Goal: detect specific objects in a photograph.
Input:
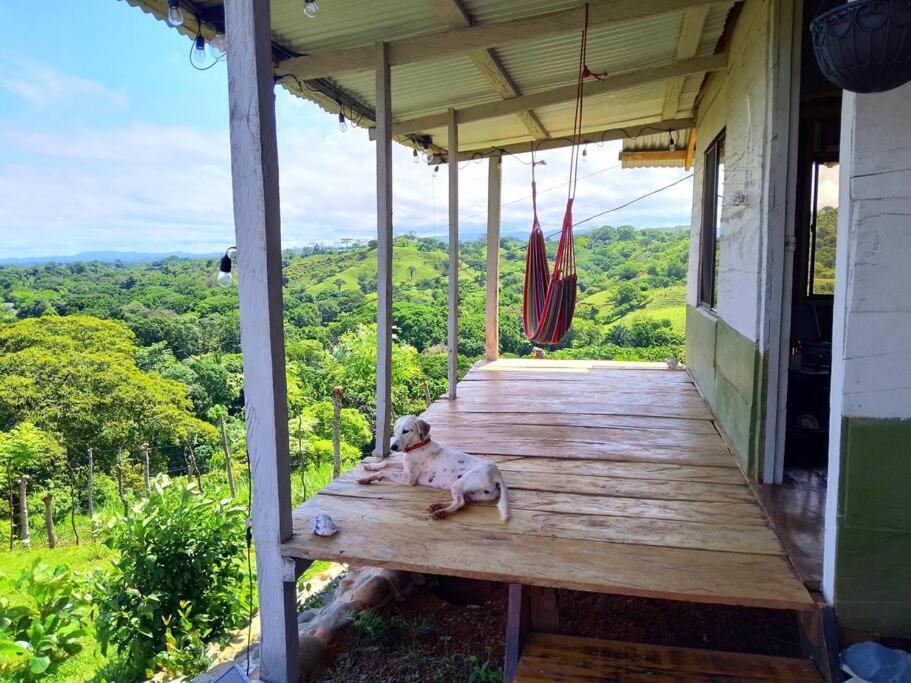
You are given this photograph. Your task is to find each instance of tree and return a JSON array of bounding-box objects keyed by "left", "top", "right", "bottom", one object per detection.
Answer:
[{"left": 0, "top": 316, "right": 217, "bottom": 473}]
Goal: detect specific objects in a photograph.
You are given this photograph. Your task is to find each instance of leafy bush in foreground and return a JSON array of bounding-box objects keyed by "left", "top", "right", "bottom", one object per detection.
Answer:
[
  {"left": 0, "top": 563, "right": 93, "bottom": 682},
  {"left": 94, "top": 476, "right": 248, "bottom": 678}
]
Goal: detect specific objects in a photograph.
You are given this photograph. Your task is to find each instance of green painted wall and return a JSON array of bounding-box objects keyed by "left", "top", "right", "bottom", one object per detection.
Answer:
[
  {"left": 686, "top": 305, "right": 765, "bottom": 477},
  {"left": 834, "top": 417, "right": 911, "bottom": 637}
]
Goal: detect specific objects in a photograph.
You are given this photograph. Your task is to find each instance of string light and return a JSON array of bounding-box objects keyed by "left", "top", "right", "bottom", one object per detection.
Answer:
[
  {"left": 191, "top": 34, "right": 208, "bottom": 67},
  {"left": 208, "top": 32, "right": 227, "bottom": 59},
  {"left": 338, "top": 111, "right": 348, "bottom": 133},
  {"left": 303, "top": 0, "right": 319, "bottom": 18},
  {"left": 420, "top": 137, "right": 434, "bottom": 164},
  {"left": 217, "top": 247, "right": 237, "bottom": 287},
  {"left": 668, "top": 131, "right": 677, "bottom": 152},
  {"left": 167, "top": 0, "right": 184, "bottom": 26},
  {"left": 413, "top": 149, "right": 420, "bottom": 164}
]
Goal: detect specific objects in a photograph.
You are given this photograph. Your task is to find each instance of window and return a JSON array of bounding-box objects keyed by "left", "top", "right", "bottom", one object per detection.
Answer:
[
  {"left": 807, "top": 161, "right": 838, "bottom": 296},
  {"left": 699, "top": 131, "right": 725, "bottom": 309}
]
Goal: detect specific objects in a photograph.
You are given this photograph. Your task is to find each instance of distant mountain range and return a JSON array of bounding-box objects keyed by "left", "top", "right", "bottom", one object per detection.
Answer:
[
  {"left": 0, "top": 225, "right": 690, "bottom": 266},
  {"left": 0, "top": 251, "right": 222, "bottom": 266}
]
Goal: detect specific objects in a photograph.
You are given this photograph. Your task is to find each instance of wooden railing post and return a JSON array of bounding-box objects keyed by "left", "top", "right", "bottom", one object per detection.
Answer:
[
  {"left": 225, "top": 0, "right": 298, "bottom": 679},
  {"left": 448, "top": 108, "right": 460, "bottom": 399},
  {"left": 485, "top": 153, "right": 502, "bottom": 361},
  {"left": 374, "top": 41, "right": 394, "bottom": 457}
]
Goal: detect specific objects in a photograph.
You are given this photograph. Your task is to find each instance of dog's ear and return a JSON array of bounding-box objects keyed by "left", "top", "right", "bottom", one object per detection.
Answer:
[{"left": 415, "top": 419, "right": 431, "bottom": 439}]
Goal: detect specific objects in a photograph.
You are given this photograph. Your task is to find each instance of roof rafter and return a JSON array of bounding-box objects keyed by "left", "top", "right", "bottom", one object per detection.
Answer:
[
  {"left": 276, "top": 0, "right": 716, "bottom": 81},
  {"left": 443, "top": 117, "right": 694, "bottom": 162},
  {"left": 430, "top": 0, "right": 549, "bottom": 140},
  {"left": 390, "top": 53, "right": 727, "bottom": 138},
  {"left": 662, "top": 6, "right": 711, "bottom": 120}
]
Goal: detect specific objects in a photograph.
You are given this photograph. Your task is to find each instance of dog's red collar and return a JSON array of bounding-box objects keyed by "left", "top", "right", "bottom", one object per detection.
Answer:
[{"left": 403, "top": 438, "right": 431, "bottom": 453}]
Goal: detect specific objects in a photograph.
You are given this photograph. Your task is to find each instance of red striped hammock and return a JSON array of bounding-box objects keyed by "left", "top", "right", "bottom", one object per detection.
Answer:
[{"left": 522, "top": 4, "right": 598, "bottom": 346}]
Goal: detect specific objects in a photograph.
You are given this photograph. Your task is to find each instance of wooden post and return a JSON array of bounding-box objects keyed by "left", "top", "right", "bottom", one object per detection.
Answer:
[
  {"left": 186, "top": 443, "right": 203, "bottom": 491},
  {"left": 331, "top": 386, "right": 343, "bottom": 479},
  {"left": 7, "top": 461, "right": 15, "bottom": 550},
  {"left": 18, "top": 475, "right": 30, "bottom": 548},
  {"left": 374, "top": 41, "right": 394, "bottom": 458},
  {"left": 447, "top": 108, "right": 460, "bottom": 399},
  {"left": 422, "top": 380, "right": 432, "bottom": 408},
  {"left": 42, "top": 492, "right": 56, "bottom": 549},
  {"left": 115, "top": 450, "right": 129, "bottom": 518},
  {"left": 66, "top": 460, "right": 80, "bottom": 546},
  {"left": 87, "top": 447, "right": 94, "bottom": 520},
  {"left": 219, "top": 416, "right": 237, "bottom": 498},
  {"left": 140, "top": 443, "right": 151, "bottom": 496},
  {"left": 225, "top": 0, "right": 299, "bottom": 678},
  {"left": 485, "top": 153, "right": 502, "bottom": 361},
  {"left": 504, "top": 584, "right": 529, "bottom": 683}
]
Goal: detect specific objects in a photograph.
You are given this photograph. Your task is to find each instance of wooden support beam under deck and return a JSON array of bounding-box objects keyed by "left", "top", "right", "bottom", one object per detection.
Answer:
[
  {"left": 374, "top": 41, "right": 393, "bottom": 457},
  {"left": 485, "top": 153, "right": 502, "bottom": 361},
  {"left": 277, "top": 0, "right": 716, "bottom": 81},
  {"left": 391, "top": 53, "right": 727, "bottom": 137},
  {"left": 224, "top": 0, "right": 298, "bottom": 680},
  {"left": 448, "top": 108, "right": 459, "bottom": 400}
]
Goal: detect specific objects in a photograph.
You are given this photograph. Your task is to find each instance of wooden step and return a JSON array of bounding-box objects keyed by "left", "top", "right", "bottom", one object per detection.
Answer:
[{"left": 516, "top": 633, "right": 823, "bottom": 682}]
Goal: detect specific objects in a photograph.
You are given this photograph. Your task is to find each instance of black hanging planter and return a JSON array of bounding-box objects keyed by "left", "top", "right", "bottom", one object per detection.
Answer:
[{"left": 810, "top": 0, "right": 911, "bottom": 93}]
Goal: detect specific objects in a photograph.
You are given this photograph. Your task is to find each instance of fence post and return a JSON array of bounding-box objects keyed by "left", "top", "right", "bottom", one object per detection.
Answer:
[
  {"left": 67, "top": 460, "right": 80, "bottom": 546},
  {"left": 140, "top": 443, "right": 151, "bottom": 496},
  {"left": 332, "top": 386, "right": 343, "bottom": 479},
  {"left": 423, "top": 380, "right": 432, "bottom": 408},
  {"left": 87, "top": 447, "right": 94, "bottom": 520},
  {"left": 42, "top": 492, "right": 56, "bottom": 549},
  {"left": 115, "top": 449, "right": 129, "bottom": 518},
  {"left": 18, "top": 475, "right": 31, "bottom": 548},
  {"left": 7, "top": 461, "right": 14, "bottom": 550},
  {"left": 219, "top": 416, "right": 237, "bottom": 498},
  {"left": 186, "top": 443, "right": 203, "bottom": 491}
]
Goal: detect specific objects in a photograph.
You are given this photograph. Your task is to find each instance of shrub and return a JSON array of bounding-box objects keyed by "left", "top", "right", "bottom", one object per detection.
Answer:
[
  {"left": 0, "top": 563, "right": 93, "bottom": 682},
  {"left": 94, "top": 476, "right": 249, "bottom": 678}
]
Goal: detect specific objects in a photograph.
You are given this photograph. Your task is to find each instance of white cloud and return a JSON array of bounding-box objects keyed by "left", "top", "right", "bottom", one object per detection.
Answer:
[
  {"left": 0, "top": 54, "right": 128, "bottom": 110},
  {"left": 0, "top": 89, "right": 694, "bottom": 258}
]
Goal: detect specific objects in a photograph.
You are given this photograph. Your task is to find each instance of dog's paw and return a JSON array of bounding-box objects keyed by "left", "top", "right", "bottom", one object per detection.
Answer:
[
  {"left": 363, "top": 463, "right": 381, "bottom": 471},
  {"left": 356, "top": 477, "right": 373, "bottom": 485},
  {"left": 425, "top": 502, "right": 446, "bottom": 513},
  {"left": 430, "top": 509, "right": 449, "bottom": 520}
]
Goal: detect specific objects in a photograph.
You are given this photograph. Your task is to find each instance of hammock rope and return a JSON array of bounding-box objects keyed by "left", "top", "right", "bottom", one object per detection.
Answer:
[{"left": 522, "top": 3, "right": 595, "bottom": 345}]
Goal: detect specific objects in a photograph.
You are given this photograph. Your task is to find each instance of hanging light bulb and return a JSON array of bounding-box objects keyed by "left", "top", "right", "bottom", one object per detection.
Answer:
[
  {"left": 668, "top": 131, "right": 677, "bottom": 152},
  {"left": 582, "top": 143, "right": 588, "bottom": 161},
  {"left": 216, "top": 248, "right": 235, "bottom": 287},
  {"left": 167, "top": 0, "right": 184, "bottom": 26},
  {"left": 413, "top": 148, "right": 420, "bottom": 164},
  {"left": 338, "top": 110, "right": 348, "bottom": 133},
  {"left": 303, "top": 0, "right": 319, "bottom": 18},
  {"left": 191, "top": 34, "right": 208, "bottom": 67},
  {"left": 420, "top": 139, "right": 434, "bottom": 164},
  {"left": 208, "top": 32, "right": 227, "bottom": 60}
]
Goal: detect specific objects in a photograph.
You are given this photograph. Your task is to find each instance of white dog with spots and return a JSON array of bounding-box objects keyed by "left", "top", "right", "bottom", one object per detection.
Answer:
[{"left": 357, "top": 415, "right": 510, "bottom": 521}]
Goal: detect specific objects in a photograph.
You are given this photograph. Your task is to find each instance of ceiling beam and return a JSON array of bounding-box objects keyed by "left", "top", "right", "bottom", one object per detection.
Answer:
[
  {"left": 276, "top": 0, "right": 716, "bottom": 80},
  {"left": 662, "top": 6, "right": 711, "bottom": 119},
  {"left": 431, "top": 0, "right": 549, "bottom": 140},
  {"left": 685, "top": 127, "right": 698, "bottom": 170},
  {"left": 390, "top": 53, "right": 726, "bottom": 137},
  {"left": 442, "top": 117, "right": 693, "bottom": 162}
]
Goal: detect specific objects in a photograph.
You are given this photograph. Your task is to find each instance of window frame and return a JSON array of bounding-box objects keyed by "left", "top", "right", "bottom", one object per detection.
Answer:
[{"left": 698, "top": 130, "right": 725, "bottom": 309}]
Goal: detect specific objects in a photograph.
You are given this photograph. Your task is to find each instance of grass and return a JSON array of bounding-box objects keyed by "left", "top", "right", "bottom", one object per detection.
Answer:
[
  {"left": 309, "top": 247, "right": 447, "bottom": 296},
  {"left": 0, "top": 455, "right": 355, "bottom": 682}
]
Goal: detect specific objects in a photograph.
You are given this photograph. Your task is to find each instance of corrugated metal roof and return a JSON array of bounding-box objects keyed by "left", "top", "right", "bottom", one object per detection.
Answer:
[
  {"left": 121, "top": 0, "right": 734, "bottom": 153},
  {"left": 620, "top": 129, "right": 691, "bottom": 168}
]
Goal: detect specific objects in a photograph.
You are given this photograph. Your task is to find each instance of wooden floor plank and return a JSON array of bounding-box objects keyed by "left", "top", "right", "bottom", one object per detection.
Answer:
[
  {"left": 494, "top": 457, "right": 748, "bottom": 485},
  {"left": 517, "top": 633, "right": 822, "bottom": 682},
  {"left": 284, "top": 495, "right": 812, "bottom": 610},
  {"left": 296, "top": 494, "right": 783, "bottom": 556},
  {"left": 427, "top": 424, "right": 730, "bottom": 454},
  {"left": 322, "top": 475, "right": 770, "bottom": 526},
  {"left": 422, "top": 404, "right": 719, "bottom": 434}
]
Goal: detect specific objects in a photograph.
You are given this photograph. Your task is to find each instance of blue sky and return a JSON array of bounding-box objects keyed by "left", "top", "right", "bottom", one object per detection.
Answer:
[{"left": 0, "top": 0, "right": 694, "bottom": 258}]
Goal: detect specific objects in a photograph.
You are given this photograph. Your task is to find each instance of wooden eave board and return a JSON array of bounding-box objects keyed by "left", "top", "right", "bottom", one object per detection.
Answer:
[{"left": 284, "top": 361, "right": 813, "bottom": 611}]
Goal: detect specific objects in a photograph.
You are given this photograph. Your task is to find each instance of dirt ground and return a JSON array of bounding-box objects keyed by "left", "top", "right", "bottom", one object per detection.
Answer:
[{"left": 312, "top": 577, "right": 803, "bottom": 682}]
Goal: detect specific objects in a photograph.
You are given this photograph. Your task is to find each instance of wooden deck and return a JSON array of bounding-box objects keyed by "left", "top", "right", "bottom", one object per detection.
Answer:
[{"left": 283, "top": 359, "right": 813, "bottom": 611}]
